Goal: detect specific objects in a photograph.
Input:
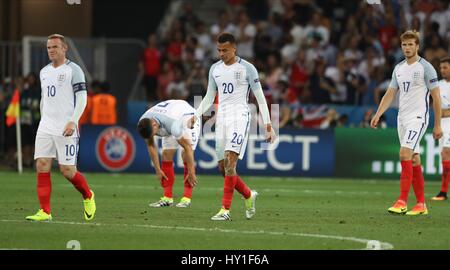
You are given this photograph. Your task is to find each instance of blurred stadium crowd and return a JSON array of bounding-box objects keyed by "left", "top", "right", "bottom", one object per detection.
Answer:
[
  {"left": 1, "top": 0, "right": 450, "bottom": 167},
  {"left": 139, "top": 0, "right": 450, "bottom": 127}
]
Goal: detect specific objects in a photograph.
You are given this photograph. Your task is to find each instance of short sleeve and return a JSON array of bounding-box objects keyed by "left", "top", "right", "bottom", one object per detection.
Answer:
[
  {"left": 388, "top": 66, "right": 399, "bottom": 90},
  {"left": 423, "top": 61, "right": 439, "bottom": 90}
]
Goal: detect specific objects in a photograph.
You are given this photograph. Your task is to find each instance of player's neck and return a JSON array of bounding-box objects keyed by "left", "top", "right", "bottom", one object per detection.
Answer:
[
  {"left": 406, "top": 54, "right": 419, "bottom": 65},
  {"left": 224, "top": 56, "right": 237, "bottom": 66},
  {"left": 52, "top": 58, "right": 67, "bottom": 68}
]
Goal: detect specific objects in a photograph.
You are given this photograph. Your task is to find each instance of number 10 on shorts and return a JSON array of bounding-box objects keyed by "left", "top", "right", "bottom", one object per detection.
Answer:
[{"left": 65, "top": 144, "right": 76, "bottom": 157}]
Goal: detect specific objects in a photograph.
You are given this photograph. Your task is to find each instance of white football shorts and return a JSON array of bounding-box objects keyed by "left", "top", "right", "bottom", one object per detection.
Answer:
[
  {"left": 34, "top": 131, "right": 79, "bottom": 166},
  {"left": 397, "top": 118, "right": 428, "bottom": 154},
  {"left": 162, "top": 115, "right": 201, "bottom": 150},
  {"left": 215, "top": 111, "right": 251, "bottom": 160},
  {"left": 440, "top": 117, "right": 450, "bottom": 149}
]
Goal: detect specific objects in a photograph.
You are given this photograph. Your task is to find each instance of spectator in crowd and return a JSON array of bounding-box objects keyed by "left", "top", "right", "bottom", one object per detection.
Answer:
[
  {"left": 156, "top": 61, "right": 175, "bottom": 101},
  {"left": 235, "top": 10, "right": 257, "bottom": 60},
  {"left": 91, "top": 82, "right": 117, "bottom": 125},
  {"left": 166, "top": 68, "right": 188, "bottom": 100},
  {"left": 139, "top": 33, "right": 161, "bottom": 102},
  {"left": 343, "top": 53, "right": 366, "bottom": 105},
  {"left": 308, "top": 58, "right": 337, "bottom": 104},
  {"left": 20, "top": 73, "right": 41, "bottom": 167},
  {"left": 186, "top": 63, "right": 207, "bottom": 103}
]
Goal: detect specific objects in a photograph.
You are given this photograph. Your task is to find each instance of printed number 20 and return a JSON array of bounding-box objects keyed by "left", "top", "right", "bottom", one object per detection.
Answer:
[{"left": 222, "top": 83, "right": 234, "bottom": 94}]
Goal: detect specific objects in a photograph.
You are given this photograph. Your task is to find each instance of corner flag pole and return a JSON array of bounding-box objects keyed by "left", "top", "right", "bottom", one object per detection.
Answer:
[{"left": 16, "top": 108, "right": 23, "bottom": 174}]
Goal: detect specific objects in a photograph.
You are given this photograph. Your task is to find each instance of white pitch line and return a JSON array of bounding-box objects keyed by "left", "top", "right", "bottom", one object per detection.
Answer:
[
  {"left": 59, "top": 184, "right": 386, "bottom": 196},
  {"left": 0, "top": 219, "right": 394, "bottom": 250}
]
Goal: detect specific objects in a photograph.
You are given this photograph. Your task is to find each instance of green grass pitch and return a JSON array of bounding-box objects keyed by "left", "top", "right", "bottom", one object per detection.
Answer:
[{"left": 1, "top": 171, "right": 449, "bottom": 250}]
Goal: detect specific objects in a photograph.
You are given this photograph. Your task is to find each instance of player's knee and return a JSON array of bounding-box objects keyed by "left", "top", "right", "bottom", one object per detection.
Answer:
[
  {"left": 36, "top": 159, "right": 51, "bottom": 172},
  {"left": 442, "top": 149, "right": 450, "bottom": 161},
  {"left": 60, "top": 165, "right": 76, "bottom": 180},
  {"left": 162, "top": 150, "right": 175, "bottom": 161},
  {"left": 412, "top": 154, "right": 420, "bottom": 167},
  {"left": 399, "top": 148, "right": 413, "bottom": 161}
]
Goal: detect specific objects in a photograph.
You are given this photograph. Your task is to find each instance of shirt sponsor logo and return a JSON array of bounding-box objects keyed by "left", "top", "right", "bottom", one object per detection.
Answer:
[
  {"left": 430, "top": 78, "right": 438, "bottom": 83},
  {"left": 96, "top": 127, "right": 136, "bottom": 172},
  {"left": 254, "top": 78, "right": 260, "bottom": 83}
]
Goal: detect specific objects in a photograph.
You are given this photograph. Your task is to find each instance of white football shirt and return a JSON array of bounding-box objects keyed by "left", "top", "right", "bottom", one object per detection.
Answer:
[
  {"left": 439, "top": 79, "right": 450, "bottom": 109},
  {"left": 38, "top": 60, "right": 86, "bottom": 136},
  {"left": 208, "top": 56, "right": 261, "bottom": 117},
  {"left": 389, "top": 57, "right": 439, "bottom": 123},
  {"left": 139, "top": 99, "right": 195, "bottom": 139}
]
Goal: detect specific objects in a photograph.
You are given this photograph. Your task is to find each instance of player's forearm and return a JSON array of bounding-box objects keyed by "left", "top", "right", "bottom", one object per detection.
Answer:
[
  {"left": 147, "top": 142, "right": 161, "bottom": 171},
  {"left": 183, "top": 147, "right": 196, "bottom": 175},
  {"left": 252, "top": 88, "right": 271, "bottom": 125},
  {"left": 70, "top": 91, "right": 87, "bottom": 124},
  {"left": 433, "top": 97, "right": 442, "bottom": 127},
  {"left": 194, "top": 88, "right": 216, "bottom": 119},
  {"left": 375, "top": 88, "right": 395, "bottom": 117},
  {"left": 442, "top": 109, "right": 450, "bottom": 118}
]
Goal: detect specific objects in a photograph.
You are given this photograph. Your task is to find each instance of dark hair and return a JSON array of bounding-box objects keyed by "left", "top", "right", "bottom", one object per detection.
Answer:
[
  {"left": 137, "top": 118, "right": 152, "bottom": 139},
  {"left": 217, "top": 32, "right": 236, "bottom": 44},
  {"left": 440, "top": 56, "right": 450, "bottom": 65}
]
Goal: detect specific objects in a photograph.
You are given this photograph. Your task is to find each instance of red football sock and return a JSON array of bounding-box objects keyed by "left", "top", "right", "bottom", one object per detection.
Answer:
[
  {"left": 70, "top": 172, "right": 92, "bottom": 199},
  {"left": 222, "top": 175, "right": 238, "bottom": 210},
  {"left": 161, "top": 161, "right": 175, "bottom": 198},
  {"left": 412, "top": 165, "right": 425, "bottom": 203},
  {"left": 441, "top": 161, "right": 450, "bottom": 193},
  {"left": 235, "top": 175, "right": 251, "bottom": 199},
  {"left": 37, "top": 172, "right": 52, "bottom": 214},
  {"left": 183, "top": 163, "right": 193, "bottom": 199},
  {"left": 399, "top": 160, "right": 413, "bottom": 202}
]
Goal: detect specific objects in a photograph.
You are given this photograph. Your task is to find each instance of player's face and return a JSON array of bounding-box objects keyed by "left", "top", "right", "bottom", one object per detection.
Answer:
[
  {"left": 440, "top": 62, "right": 450, "bottom": 80},
  {"left": 217, "top": 41, "right": 236, "bottom": 64},
  {"left": 47, "top": 38, "right": 67, "bottom": 63},
  {"left": 401, "top": 38, "right": 419, "bottom": 59},
  {"left": 150, "top": 119, "right": 159, "bottom": 136}
]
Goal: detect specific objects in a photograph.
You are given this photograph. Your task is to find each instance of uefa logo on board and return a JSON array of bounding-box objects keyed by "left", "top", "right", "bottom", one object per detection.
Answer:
[{"left": 96, "top": 127, "right": 136, "bottom": 172}]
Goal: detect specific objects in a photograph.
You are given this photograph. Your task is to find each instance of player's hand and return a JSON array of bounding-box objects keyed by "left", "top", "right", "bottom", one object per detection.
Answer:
[
  {"left": 265, "top": 125, "right": 276, "bottom": 143},
  {"left": 63, "top": 121, "right": 77, "bottom": 137},
  {"left": 433, "top": 125, "right": 443, "bottom": 140},
  {"left": 187, "top": 116, "right": 197, "bottom": 129},
  {"left": 185, "top": 172, "right": 197, "bottom": 187},
  {"left": 156, "top": 168, "right": 168, "bottom": 181},
  {"left": 370, "top": 115, "right": 380, "bottom": 129}
]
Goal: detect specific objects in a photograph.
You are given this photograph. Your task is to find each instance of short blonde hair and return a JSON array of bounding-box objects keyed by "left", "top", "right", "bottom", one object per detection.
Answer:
[
  {"left": 400, "top": 30, "right": 420, "bottom": 45},
  {"left": 48, "top": 34, "right": 68, "bottom": 48}
]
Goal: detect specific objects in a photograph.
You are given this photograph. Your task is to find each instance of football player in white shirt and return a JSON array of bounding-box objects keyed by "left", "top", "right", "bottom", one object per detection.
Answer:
[
  {"left": 431, "top": 57, "right": 450, "bottom": 201},
  {"left": 137, "top": 99, "right": 200, "bottom": 208},
  {"left": 189, "top": 33, "right": 276, "bottom": 221},
  {"left": 26, "top": 34, "right": 96, "bottom": 222},
  {"left": 371, "top": 30, "right": 442, "bottom": 216}
]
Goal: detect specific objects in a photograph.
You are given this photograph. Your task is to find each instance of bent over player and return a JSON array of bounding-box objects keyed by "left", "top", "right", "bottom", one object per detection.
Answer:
[{"left": 137, "top": 99, "right": 200, "bottom": 208}]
